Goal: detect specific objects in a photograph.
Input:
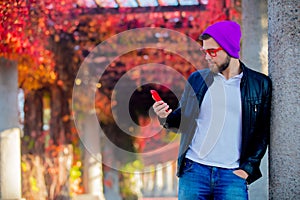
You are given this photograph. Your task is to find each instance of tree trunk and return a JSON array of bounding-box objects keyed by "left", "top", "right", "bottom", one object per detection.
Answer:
[
  {"left": 23, "top": 89, "right": 44, "bottom": 154},
  {"left": 49, "top": 84, "right": 65, "bottom": 145},
  {"left": 49, "top": 84, "right": 72, "bottom": 145},
  {"left": 49, "top": 34, "right": 77, "bottom": 146}
]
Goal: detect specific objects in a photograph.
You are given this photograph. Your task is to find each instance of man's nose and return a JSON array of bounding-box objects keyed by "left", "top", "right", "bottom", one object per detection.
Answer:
[{"left": 205, "top": 52, "right": 211, "bottom": 60}]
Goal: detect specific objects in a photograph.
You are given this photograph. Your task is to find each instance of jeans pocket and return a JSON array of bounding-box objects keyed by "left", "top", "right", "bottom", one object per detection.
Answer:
[
  {"left": 182, "top": 158, "right": 194, "bottom": 173},
  {"left": 232, "top": 170, "right": 247, "bottom": 182}
]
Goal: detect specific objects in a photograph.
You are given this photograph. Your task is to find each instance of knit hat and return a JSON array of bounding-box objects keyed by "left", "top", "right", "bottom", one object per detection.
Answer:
[{"left": 200, "top": 21, "right": 242, "bottom": 58}]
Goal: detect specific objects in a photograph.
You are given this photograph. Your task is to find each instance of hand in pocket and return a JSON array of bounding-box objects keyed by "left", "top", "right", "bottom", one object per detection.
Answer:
[{"left": 233, "top": 169, "right": 248, "bottom": 180}]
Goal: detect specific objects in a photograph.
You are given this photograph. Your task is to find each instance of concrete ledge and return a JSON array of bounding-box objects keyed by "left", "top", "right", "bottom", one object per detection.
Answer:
[
  {"left": 72, "top": 194, "right": 100, "bottom": 200},
  {"left": 0, "top": 198, "right": 26, "bottom": 200},
  {"left": 0, "top": 199, "right": 26, "bottom": 200}
]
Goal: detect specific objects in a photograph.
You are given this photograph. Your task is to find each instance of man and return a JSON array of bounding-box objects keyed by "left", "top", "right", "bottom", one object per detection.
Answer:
[{"left": 152, "top": 21, "right": 272, "bottom": 199}]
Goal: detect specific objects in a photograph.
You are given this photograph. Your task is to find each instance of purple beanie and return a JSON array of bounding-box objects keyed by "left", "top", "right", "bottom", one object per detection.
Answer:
[{"left": 201, "top": 21, "right": 242, "bottom": 58}]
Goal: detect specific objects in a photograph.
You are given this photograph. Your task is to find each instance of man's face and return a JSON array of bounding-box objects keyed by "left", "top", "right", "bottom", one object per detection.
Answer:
[{"left": 202, "top": 38, "right": 231, "bottom": 73}]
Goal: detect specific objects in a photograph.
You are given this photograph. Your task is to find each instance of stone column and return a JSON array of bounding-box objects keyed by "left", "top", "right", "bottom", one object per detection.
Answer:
[
  {"left": 165, "top": 161, "right": 174, "bottom": 195},
  {"left": 81, "top": 114, "right": 106, "bottom": 200},
  {"left": 242, "top": 0, "right": 268, "bottom": 74},
  {"left": 0, "top": 58, "right": 22, "bottom": 199},
  {"left": 242, "top": 1, "right": 269, "bottom": 199},
  {"left": 154, "top": 164, "right": 163, "bottom": 196},
  {"left": 268, "top": 0, "right": 300, "bottom": 199},
  {"left": 142, "top": 166, "right": 155, "bottom": 196}
]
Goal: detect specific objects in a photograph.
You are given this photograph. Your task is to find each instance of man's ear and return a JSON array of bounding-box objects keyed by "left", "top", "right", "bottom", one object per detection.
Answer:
[{"left": 198, "top": 39, "right": 203, "bottom": 47}]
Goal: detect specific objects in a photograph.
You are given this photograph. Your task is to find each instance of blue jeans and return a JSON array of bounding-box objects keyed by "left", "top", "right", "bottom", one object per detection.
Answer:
[{"left": 178, "top": 158, "right": 248, "bottom": 200}]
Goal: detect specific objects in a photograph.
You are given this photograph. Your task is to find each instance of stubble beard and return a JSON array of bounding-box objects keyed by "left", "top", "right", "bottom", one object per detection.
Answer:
[{"left": 209, "top": 55, "right": 231, "bottom": 74}]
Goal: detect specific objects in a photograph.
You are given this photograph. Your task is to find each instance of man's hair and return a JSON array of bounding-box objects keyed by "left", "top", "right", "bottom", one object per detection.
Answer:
[
  {"left": 199, "top": 33, "right": 211, "bottom": 40},
  {"left": 198, "top": 33, "right": 211, "bottom": 46}
]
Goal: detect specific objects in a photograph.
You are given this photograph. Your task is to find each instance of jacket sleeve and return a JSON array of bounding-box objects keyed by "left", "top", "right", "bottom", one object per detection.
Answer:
[{"left": 241, "top": 76, "right": 272, "bottom": 184}]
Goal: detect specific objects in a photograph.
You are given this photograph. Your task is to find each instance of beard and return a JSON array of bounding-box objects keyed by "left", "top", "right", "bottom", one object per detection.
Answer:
[{"left": 209, "top": 55, "right": 231, "bottom": 74}]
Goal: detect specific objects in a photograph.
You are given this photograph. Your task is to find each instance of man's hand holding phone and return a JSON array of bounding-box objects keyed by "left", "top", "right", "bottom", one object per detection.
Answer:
[{"left": 151, "top": 90, "right": 172, "bottom": 118}]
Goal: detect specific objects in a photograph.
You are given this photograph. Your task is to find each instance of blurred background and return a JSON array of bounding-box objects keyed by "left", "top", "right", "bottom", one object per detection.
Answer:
[{"left": 1, "top": 0, "right": 283, "bottom": 200}]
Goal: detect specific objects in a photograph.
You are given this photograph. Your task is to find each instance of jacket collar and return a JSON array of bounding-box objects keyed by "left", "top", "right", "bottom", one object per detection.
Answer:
[{"left": 240, "top": 61, "right": 248, "bottom": 87}]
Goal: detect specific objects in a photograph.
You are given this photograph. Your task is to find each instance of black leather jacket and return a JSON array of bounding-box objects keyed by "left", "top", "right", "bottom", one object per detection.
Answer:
[{"left": 163, "top": 62, "right": 272, "bottom": 184}]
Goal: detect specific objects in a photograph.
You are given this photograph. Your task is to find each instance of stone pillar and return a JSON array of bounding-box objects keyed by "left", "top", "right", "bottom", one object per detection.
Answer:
[
  {"left": 165, "top": 161, "right": 174, "bottom": 195},
  {"left": 268, "top": 0, "right": 300, "bottom": 199},
  {"left": 0, "top": 58, "right": 19, "bottom": 131},
  {"left": 81, "top": 114, "right": 106, "bottom": 200},
  {"left": 242, "top": 1, "right": 269, "bottom": 199},
  {"left": 0, "top": 58, "right": 22, "bottom": 199},
  {"left": 142, "top": 166, "right": 155, "bottom": 196},
  {"left": 154, "top": 164, "right": 163, "bottom": 196},
  {"left": 242, "top": 0, "right": 268, "bottom": 74}
]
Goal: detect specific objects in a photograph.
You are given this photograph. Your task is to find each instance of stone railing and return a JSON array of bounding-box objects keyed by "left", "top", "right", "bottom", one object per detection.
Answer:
[
  {"left": 136, "top": 161, "right": 178, "bottom": 198},
  {"left": 134, "top": 142, "right": 179, "bottom": 198}
]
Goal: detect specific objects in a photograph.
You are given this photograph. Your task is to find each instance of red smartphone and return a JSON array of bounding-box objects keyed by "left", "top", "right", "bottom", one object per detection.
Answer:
[
  {"left": 150, "top": 90, "right": 162, "bottom": 101},
  {"left": 151, "top": 90, "right": 169, "bottom": 112}
]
